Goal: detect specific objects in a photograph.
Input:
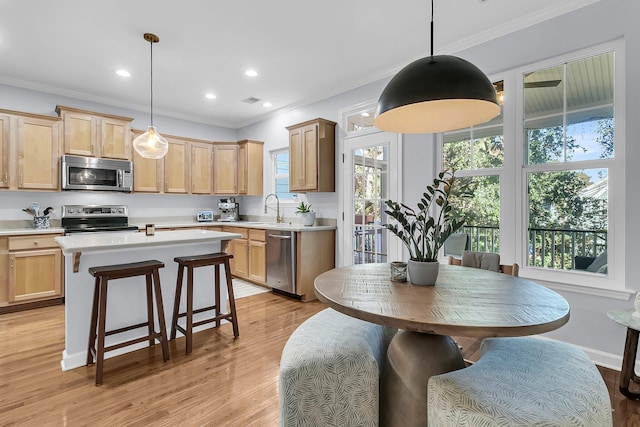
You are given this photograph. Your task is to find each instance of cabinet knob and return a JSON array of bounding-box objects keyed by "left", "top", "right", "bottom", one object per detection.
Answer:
[{"left": 33, "top": 241, "right": 38, "bottom": 245}]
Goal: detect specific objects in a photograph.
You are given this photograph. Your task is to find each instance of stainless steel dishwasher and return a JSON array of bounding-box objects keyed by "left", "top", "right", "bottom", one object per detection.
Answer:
[{"left": 266, "top": 230, "right": 296, "bottom": 295}]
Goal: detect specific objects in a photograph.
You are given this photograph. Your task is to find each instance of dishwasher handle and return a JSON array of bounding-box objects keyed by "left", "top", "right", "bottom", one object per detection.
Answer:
[{"left": 268, "top": 234, "right": 291, "bottom": 239}]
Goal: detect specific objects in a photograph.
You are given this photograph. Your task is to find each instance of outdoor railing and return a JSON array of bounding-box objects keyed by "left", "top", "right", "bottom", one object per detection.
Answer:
[{"left": 461, "top": 225, "right": 607, "bottom": 270}]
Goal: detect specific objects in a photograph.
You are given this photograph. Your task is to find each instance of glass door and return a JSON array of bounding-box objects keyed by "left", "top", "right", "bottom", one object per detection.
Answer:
[{"left": 342, "top": 131, "right": 401, "bottom": 265}]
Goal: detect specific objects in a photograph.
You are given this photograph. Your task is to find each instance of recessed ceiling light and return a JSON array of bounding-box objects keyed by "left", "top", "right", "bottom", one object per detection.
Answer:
[
  {"left": 245, "top": 69, "right": 258, "bottom": 77},
  {"left": 116, "top": 70, "right": 131, "bottom": 77},
  {"left": 205, "top": 93, "right": 217, "bottom": 100},
  {"left": 263, "top": 102, "right": 272, "bottom": 108}
]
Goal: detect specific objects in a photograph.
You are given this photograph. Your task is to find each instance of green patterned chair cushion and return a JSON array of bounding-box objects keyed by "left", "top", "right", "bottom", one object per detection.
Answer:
[
  {"left": 279, "top": 308, "right": 396, "bottom": 427},
  {"left": 428, "top": 337, "right": 613, "bottom": 426}
]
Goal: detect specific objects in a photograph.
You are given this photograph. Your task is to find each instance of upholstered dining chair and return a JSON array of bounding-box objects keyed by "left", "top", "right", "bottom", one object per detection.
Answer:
[{"left": 448, "top": 250, "right": 519, "bottom": 277}]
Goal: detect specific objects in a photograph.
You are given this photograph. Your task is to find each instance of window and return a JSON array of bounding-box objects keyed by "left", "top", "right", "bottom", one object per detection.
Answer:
[
  {"left": 524, "top": 51, "right": 614, "bottom": 274},
  {"left": 271, "top": 149, "right": 297, "bottom": 201},
  {"left": 440, "top": 41, "right": 624, "bottom": 292},
  {"left": 443, "top": 89, "right": 504, "bottom": 254}
]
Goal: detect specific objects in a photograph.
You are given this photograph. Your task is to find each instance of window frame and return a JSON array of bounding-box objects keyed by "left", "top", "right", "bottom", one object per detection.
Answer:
[
  {"left": 438, "top": 39, "right": 626, "bottom": 293},
  {"left": 269, "top": 147, "right": 299, "bottom": 207}
]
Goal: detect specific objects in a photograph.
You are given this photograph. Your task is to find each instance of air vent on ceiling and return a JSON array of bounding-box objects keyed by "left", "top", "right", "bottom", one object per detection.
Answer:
[{"left": 242, "top": 96, "right": 261, "bottom": 104}]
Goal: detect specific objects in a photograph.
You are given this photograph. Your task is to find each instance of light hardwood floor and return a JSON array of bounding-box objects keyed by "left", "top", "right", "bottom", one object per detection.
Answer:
[{"left": 1, "top": 293, "right": 639, "bottom": 426}]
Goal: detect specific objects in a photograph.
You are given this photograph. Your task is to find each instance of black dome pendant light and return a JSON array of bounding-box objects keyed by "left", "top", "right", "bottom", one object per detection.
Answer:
[{"left": 374, "top": 0, "right": 500, "bottom": 134}]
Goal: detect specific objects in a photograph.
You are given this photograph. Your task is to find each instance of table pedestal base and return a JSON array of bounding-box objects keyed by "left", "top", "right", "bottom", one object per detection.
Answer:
[{"left": 380, "top": 330, "right": 466, "bottom": 427}]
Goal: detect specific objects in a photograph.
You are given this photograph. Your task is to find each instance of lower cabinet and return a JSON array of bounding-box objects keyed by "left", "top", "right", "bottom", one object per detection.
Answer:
[
  {"left": 0, "top": 234, "right": 64, "bottom": 313},
  {"left": 248, "top": 229, "right": 267, "bottom": 284},
  {"left": 295, "top": 230, "right": 335, "bottom": 302},
  {"left": 223, "top": 226, "right": 266, "bottom": 285},
  {"left": 223, "top": 227, "right": 249, "bottom": 279}
]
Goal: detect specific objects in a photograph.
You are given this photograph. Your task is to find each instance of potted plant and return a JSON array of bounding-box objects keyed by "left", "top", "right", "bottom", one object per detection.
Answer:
[
  {"left": 383, "top": 170, "right": 464, "bottom": 285},
  {"left": 296, "top": 201, "right": 316, "bottom": 226}
]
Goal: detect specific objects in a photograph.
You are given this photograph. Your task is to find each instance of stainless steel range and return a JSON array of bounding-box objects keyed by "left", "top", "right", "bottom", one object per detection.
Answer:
[{"left": 61, "top": 205, "right": 139, "bottom": 234}]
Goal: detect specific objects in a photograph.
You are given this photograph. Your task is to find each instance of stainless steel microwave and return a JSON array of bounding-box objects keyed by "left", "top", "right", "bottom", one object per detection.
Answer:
[{"left": 61, "top": 155, "right": 133, "bottom": 192}]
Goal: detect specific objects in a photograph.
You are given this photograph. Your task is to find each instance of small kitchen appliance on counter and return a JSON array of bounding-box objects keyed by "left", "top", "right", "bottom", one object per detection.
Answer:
[
  {"left": 197, "top": 210, "right": 214, "bottom": 222},
  {"left": 218, "top": 198, "right": 239, "bottom": 222},
  {"left": 61, "top": 205, "right": 139, "bottom": 234}
]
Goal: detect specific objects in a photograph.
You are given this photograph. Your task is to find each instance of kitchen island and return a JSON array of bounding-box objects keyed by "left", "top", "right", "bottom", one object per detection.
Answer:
[{"left": 55, "top": 229, "right": 241, "bottom": 371}]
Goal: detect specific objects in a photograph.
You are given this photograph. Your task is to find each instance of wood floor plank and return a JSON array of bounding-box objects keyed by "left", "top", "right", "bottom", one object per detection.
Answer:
[{"left": 1, "top": 291, "right": 639, "bottom": 426}]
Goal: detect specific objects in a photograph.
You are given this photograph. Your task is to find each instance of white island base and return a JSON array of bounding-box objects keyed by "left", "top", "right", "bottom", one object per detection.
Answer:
[{"left": 56, "top": 230, "right": 241, "bottom": 371}]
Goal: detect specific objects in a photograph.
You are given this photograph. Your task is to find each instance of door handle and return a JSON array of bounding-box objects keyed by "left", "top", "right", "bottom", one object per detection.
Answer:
[{"left": 268, "top": 235, "right": 291, "bottom": 240}]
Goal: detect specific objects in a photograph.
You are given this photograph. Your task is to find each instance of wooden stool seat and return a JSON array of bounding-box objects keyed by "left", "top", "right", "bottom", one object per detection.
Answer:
[
  {"left": 171, "top": 252, "right": 239, "bottom": 354},
  {"left": 87, "top": 259, "right": 170, "bottom": 386}
]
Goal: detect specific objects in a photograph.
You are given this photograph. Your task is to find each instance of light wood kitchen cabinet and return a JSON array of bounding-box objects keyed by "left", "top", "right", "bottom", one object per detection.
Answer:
[
  {"left": 56, "top": 105, "right": 133, "bottom": 159},
  {"left": 237, "top": 139, "right": 263, "bottom": 195},
  {"left": 17, "top": 114, "right": 61, "bottom": 190},
  {"left": 287, "top": 118, "right": 336, "bottom": 192},
  {"left": 164, "top": 136, "right": 191, "bottom": 194},
  {"left": 1, "top": 234, "right": 64, "bottom": 313},
  {"left": 223, "top": 226, "right": 249, "bottom": 278},
  {"left": 132, "top": 129, "right": 164, "bottom": 193},
  {"left": 0, "top": 109, "right": 61, "bottom": 191},
  {"left": 296, "top": 230, "right": 335, "bottom": 301},
  {"left": 213, "top": 143, "right": 238, "bottom": 194},
  {"left": 0, "top": 113, "right": 9, "bottom": 188},
  {"left": 222, "top": 226, "right": 267, "bottom": 285},
  {"left": 248, "top": 229, "right": 267, "bottom": 284},
  {"left": 190, "top": 141, "right": 214, "bottom": 194}
]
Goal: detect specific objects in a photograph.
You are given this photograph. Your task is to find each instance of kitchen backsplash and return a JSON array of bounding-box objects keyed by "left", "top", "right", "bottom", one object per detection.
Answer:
[{"left": 0, "top": 191, "right": 224, "bottom": 221}]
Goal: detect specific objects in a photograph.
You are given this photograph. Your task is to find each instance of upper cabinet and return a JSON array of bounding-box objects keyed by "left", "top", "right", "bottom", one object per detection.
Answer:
[
  {"left": 0, "top": 113, "right": 9, "bottom": 188},
  {"left": 213, "top": 140, "right": 264, "bottom": 196},
  {"left": 190, "top": 141, "right": 214, "bottom": 195},
  {"left": 237, "top": 139, "right": 263, "bottom": 196},
  {"left": 287, "top": 118, "right": 336, "bottom": 192},
  {"left": 164, "top": 136, "right": 191, "bottom": 194},
  {"left": 0, "top": 109, "right": 61, "bottom": 192},
  {"left": 56, "top": 106, "right": 133, "bottom": 160},
  {"left": 213, "top": 143, "right": 238, "bottom": 195},
  {"left": 131, "top": 129, "right": 164, "bottom": 193},
  {"left": 16, "top": 115, "right": 61, "bottom": 190}
]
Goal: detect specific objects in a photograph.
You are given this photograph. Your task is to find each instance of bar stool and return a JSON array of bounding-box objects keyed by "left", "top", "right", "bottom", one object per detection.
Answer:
[
  {"left": 87, "top": 260, "right": 170, "bottom": 386},
  {"left": 170, "top": 252, "right": 239, "bottom": 354}
]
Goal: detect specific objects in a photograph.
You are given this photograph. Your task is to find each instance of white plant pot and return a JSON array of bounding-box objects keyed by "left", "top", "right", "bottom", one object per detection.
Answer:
[
  {"left": 300, "top": 212, "right": 316, "bottom": 226},
  {"left": 407, "top": 259, "right": 440, "bottom": 286}
]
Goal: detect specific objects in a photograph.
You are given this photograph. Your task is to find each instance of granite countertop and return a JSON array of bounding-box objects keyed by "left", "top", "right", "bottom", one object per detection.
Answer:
[{"left": 55, "top": 229, "right": 242, "bottom": 254}]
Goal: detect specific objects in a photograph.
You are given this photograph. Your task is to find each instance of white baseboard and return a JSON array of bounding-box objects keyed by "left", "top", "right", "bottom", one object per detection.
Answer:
[{"left": 537, "top": 335, "right": 625, "bottom": 372}]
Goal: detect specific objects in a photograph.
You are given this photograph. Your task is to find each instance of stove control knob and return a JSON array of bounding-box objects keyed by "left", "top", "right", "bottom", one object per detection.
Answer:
[
  {"left": 118, "top": 208, "right": 124, "bottom": 214},
  {"left": 67, "top": 208, "right": 74, "bottom": 214}
]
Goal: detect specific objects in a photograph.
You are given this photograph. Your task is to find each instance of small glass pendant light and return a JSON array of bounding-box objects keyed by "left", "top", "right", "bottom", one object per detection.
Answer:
[{"left": 133, "top": 33, "right": 168, "bottom": 159}]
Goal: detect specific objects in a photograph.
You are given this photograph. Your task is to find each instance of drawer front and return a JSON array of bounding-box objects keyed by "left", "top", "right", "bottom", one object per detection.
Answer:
[
  {"left": 222, "top": 226, "right": 248, "bottom": 239},
  {"left": 249, "top": 229, "right": 266, "bottom": 242},
  {"left": 8, "top": 234, "right": 61, "bottom": 251}
]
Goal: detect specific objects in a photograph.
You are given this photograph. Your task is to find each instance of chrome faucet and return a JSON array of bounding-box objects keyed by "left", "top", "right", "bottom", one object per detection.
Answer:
[{"left": 264, "top": 193, "right": 283, "bottom": 223}]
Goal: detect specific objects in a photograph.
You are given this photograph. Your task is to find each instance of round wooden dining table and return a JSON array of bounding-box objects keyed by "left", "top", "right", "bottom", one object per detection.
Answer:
[{"left": 314, "top": 263, "right": 570, "bottom": 427}]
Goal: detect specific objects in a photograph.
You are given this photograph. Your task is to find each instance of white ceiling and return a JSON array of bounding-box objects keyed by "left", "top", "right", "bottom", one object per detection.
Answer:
[{"left": 0, "top": 0, "right": 598, "bottom": 129}]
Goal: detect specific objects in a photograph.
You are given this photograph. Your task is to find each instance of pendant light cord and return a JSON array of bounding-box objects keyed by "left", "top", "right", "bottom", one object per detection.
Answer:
[
  {"left": 430, "top": 0, "right": 434, "bottom": 56},
  {"left": 150, "top": 40, "right": 154, "bottom": 127}
]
